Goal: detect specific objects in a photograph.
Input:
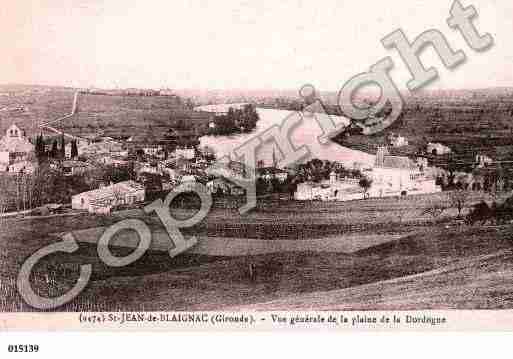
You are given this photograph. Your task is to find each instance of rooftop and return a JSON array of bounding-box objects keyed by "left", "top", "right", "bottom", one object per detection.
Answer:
[
  {"left": 380, "top": 155, "right": 417, "bottom": 170},
  {"left": 78, "top": 180, "right": 144, "bottom": 201}
]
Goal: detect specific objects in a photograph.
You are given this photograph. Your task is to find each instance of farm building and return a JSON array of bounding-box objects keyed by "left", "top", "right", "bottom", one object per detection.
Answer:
[{"left": 71, "top": 180, "right": 145, "bottom": 213}]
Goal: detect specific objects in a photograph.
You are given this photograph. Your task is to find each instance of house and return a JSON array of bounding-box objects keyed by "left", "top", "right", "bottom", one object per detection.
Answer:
[
  {"left": 8, "top": 160, "right": 36, "bottom": 174},
  {"left": 295, "top": 171, "right": 362, "bottom": 201},
  {"left": 80, "top": 140, "right": 125, "bottom": 158},
  {"left": 98, "top": 155, "right": 129, "bottom": 167},
  {"left": 143, "top": 145, "right": 164, "bottom": 157},
  {"left": 135, "top": 162, "right": 162, "bottom": 176},
  {"left": 71, "top": 181, "right": 145, "bottom": 213},
  {"left": 388, "top": 133, "right": 409, "bottom": 147},
  {"left": 368, "top": 147, "right": 441, "bottom": 198},
  {"left": 207, "top": 178, "right": 244, "bottom": 195},
  {"left": 181, "top": 174, "right": 196, "bottom": 183},
  {"left": 427, "top": 142, "right": 452, "bottom": 156},
  {"left": 61, "top": 160, "right": 92, "bottom": 176},
  {"left": 174, "top": 147, "right": 195, "bottom": 160},
  {"left": 206, "top": 159, "right": 248, "bottom": 181},
  {"left": 0, "top": 124, "right": 35, "bottom": 168},
  {"left": 475, "top": 154, "right": 493, "bottom": 168},
  {"left": 295, "top": 148, "right": 441, "bottom": 202},
  {"left": 257, "top": 167, "right": 288, "bottom": 183},
  {"left": 294, "top": 175, "right": 363, "bottom": 202}
]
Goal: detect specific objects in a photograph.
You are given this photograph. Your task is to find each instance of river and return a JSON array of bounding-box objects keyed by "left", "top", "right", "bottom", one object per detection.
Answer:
[{"left": 198, "top": 107, "right": 375, "bottom": 168}]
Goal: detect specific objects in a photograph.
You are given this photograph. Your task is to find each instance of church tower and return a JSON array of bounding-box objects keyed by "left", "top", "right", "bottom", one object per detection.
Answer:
[{"left": 375, "top": 146, "right": 389, "bottom": 167}]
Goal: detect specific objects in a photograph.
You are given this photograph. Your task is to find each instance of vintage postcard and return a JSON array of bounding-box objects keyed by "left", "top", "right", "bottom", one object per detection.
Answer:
[{"left": 1, "top": 0, "right": 513, "bottom": 334}]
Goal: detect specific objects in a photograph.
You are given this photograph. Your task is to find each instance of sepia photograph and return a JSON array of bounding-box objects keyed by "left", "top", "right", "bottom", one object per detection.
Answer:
[{"left": 1, "top": 0, "right": 513, "bottom": 336}]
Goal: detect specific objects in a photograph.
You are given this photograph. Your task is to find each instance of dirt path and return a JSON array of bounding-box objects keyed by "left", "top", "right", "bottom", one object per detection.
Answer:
[{"left": 56, "top": 226, "right": 409, "bottom": 256}]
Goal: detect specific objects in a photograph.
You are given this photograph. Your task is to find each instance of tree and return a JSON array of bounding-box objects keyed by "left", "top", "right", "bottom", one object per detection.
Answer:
[
  {"left": 50, "top": 139, "right": 59, "bottom": 158},
  {"left": 112, "top": 185, "right": 124, "bottom": 207},
  {"left": 60, "top": 134, "right": 66, "bottom": 159},
  {"left": 449, "top": 190, "right": 469, "bottom": 218},
  {"left": 35, "top": 134, "right": 46, "bottom": 160},
  {"left": 71, "top": 140, "right": 79, "bottom": 159},
  {"left": 213, "top": 114, "right": 237, "bottom": 135},
  {"left": 0, "top": 184, "right": 10, "bottom": 216},
  {"left": 358, "top": 177, "right": 373, "bottom": 199},
  {"left": 210, "top": 105, "right": 259, "bottom": 135}
]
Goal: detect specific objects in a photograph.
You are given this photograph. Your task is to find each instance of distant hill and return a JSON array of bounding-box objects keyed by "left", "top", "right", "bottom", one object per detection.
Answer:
[{"left": 333, "top": 89, "right": 513, "bottom": 165}]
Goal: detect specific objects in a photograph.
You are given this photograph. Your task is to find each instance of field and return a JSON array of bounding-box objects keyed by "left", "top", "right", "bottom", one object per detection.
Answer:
[
  {"left": 3, "top": 85, "right": 513, "bottom": 160},
  {"left": 334, "top": 88, "right": 513, "bottom": 165},
  {"left": 0, "top": 86, "right": 212, "bottom": 140},
  {"left": 1, "top": 85, "right": 513, "bottom": 311},
  {"left": 1, "top": 191, "right": 512, "bottom": 311}
]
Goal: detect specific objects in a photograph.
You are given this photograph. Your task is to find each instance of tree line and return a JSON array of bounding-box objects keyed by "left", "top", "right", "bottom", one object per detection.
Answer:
[
  {"left": 34, "top": 134, "right": 79, "bottom": 161},
  {"left": 209, "top": 105, "right": 259, "bottom": 136}
]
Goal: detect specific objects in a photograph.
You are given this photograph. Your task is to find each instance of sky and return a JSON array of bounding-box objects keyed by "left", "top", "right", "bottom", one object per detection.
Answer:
[{"left": 1, "top": 0, "right": 512, "bottom": 91}]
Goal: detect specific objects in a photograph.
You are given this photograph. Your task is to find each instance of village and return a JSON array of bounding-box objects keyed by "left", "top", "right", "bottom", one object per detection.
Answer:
[{"left": 0, "top": 102, "right": 510, "bottom": 221}]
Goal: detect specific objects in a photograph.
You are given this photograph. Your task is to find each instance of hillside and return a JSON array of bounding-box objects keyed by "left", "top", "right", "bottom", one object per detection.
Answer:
[
  {"left": 0, "top": 85, "right": 213, "bottom": 140},
  {"left": 334, "top": 89, "right": 513, "bottom": 164},
  {"left": 2, "top": 192, "right": 512, "bottom": 311},
  {"left": 233, "top": 225, "right": 513, "bottom": 311}
]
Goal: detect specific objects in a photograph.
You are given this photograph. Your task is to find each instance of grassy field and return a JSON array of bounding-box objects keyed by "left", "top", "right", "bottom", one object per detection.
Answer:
[
  {"left": 1, "top": 191, "right": 512, "bottom": 311},
  {"left": 0, "top": 88, "right": 75, "bottom": 135},
  {"left": 0, "top": 86, "right": 211, "bottom": 140}
]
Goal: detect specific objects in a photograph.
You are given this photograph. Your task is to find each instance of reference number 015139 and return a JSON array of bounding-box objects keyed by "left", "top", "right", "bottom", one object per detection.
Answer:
[{"left": 7, "top": 345, "right": 39, "bottom": 353}]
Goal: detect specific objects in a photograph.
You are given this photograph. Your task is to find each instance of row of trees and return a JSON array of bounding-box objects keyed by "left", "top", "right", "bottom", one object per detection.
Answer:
[
  {"left": 34, "top": 134, "right": 79, "bottom": 161},
  {"left": 210, "top": 105, "right": 259, "bottom": 136},
  {"left": 435, "top": 166, "right": 512, "bottom": 193},
  {"left": 0, "top": 168, "right": 64, "bottom": 214},
  {"left": 0, "top": 163, "right": 135, "bottom": 215},
  {"left": 293, "top": 159, "right": 363, "bottom": 184}
]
